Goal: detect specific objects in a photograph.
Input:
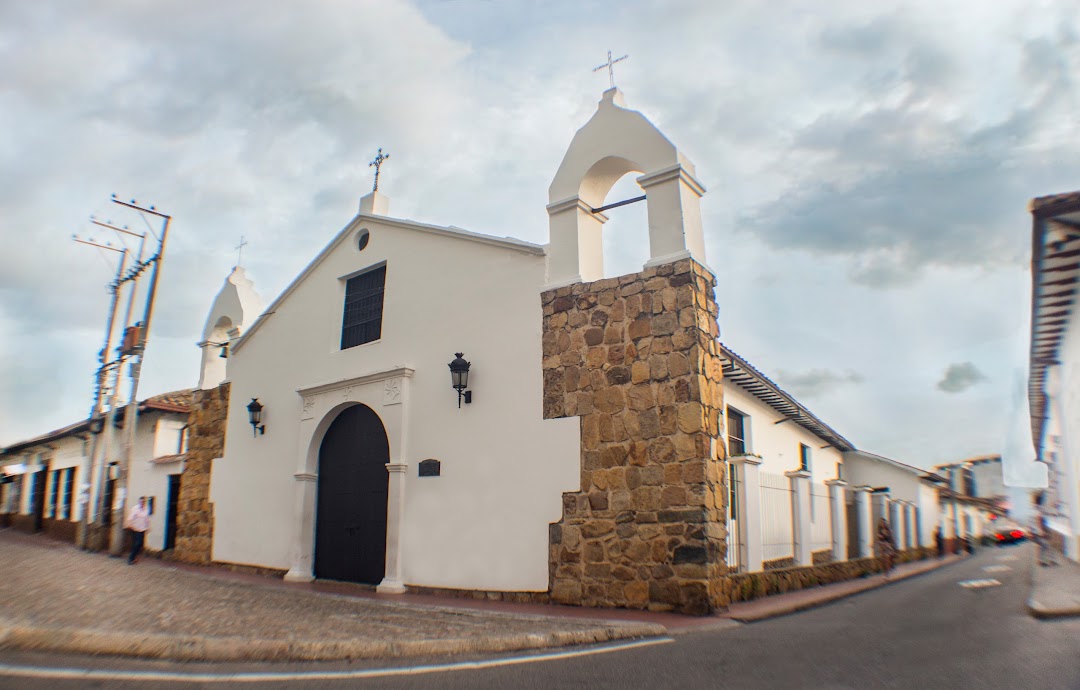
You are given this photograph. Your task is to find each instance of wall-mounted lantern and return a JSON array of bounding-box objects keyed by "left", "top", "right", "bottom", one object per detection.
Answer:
[
  {"left": 247, "top": 398, "right": 266, "bottom": 437},
  {"left": 448, "top": 353, "right": 472, "bottom": 408}
]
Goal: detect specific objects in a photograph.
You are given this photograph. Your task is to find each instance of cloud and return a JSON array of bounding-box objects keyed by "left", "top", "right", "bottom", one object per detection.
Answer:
[
  {"left": 937, "top": 362, "right": 988, "bottom": 393},
  {"left": 776, "top": 369, "right": 864, "bottom": 399},
  {"left": 738, "top": 7, "right": 1080, "bottom": 287}
]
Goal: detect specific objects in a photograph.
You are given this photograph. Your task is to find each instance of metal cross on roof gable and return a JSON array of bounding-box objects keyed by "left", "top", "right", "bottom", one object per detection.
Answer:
[
  {"left": 369, "top": 148, "right": 390, "bottom": 192},
  {"left": 594, "top": 50, "right": 629, "bottom": 89}
]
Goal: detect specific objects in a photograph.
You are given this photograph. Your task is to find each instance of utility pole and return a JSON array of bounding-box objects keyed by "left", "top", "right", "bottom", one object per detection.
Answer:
[
  {"left": 74, "top": 241, "right": 127, "bottom": 549},
  {"left": 108, "top": 198, "right": 171, "bottom": 557}
]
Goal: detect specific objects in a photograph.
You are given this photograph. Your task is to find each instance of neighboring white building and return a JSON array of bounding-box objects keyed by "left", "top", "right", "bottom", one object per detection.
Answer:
[
  {"left": 1, "top": 391, "right": 191, "bottom": 551},
  {"left": 720, "top": 344, "right": 851, "bottom": 569},
  {"left": 842, "top": 450, "right": 943, "bottom": 551},
  {"left": 1028, "top": 190, "right": 1080, "bottom": 561}
]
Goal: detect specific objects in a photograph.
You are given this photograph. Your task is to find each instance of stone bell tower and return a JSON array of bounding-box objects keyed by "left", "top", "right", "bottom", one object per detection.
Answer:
[{"left": 542, "top": 89, "right": 728, "bottom": 615}]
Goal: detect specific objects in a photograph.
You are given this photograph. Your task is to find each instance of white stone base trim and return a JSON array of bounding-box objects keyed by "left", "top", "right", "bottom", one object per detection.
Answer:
[
  {"left": 284, "top": 568, "right": 314, "bottom": 583},
  {"left": 376, "top": 579, "right": 406, "bottom": 594}
]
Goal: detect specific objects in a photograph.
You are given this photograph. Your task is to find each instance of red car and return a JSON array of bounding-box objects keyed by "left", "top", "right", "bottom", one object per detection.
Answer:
[{"left": 993, "top": 522, "right": 1026, "bottom": 544}]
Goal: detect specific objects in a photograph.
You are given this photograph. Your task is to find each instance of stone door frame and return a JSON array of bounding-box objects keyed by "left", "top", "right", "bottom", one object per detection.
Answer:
[{"left": 284, "top": 366, "right": 413, "bottom": 594}]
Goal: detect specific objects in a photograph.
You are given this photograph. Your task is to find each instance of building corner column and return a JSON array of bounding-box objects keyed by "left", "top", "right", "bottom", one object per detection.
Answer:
[
  {"left": 284, "top": 472, "right": 317, "bottom": 582},
  {"left": 853, "top": 486, "right": 873, "bottom": 558},
  {"left": 377, "top": 462, "right": 408, "bottom": 594},
  {"left": 825, "top": 479, "right": 848, "bottom": 562},
  {"left": 786, "top": 470, "right": 812, "bottom": 566},
  {"left": 889, "top": 500, "right": 905, "bottom": 552},
  {"left": 730, "top": 456, "right": 763, "bottom": 573}
]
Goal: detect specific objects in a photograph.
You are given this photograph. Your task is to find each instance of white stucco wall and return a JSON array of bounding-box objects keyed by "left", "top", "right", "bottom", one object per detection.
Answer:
[
  {"left": 722, "top": 381, "right": 843, "bottom": 483},
  {"left": 1046, "top": 304, "right": 1080, "bottom": 559},
  {"left": 125, "top": 412, "right": 187, "bottom": 551},
  {"left": 211, "top": 213, "right": 580, "bottom": 591},
  {"left": 842, "top": 452, "right": 940, "bottom": 547},
  {"left": 2, "top": 436, "right": 89, "bottom": 522}
]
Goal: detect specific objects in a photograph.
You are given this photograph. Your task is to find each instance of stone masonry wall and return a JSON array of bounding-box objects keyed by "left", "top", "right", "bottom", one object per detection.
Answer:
[
  {"left": 542, "top": 259, "right": 728, "bottom": 615},
  {"left": 172, "top": 382, "right": 229, "bottom": 565}
]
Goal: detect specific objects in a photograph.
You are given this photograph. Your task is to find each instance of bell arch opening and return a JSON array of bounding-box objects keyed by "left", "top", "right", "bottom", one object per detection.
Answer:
[
  {"left": 545, "top": 89, "right": 708, "bottom": 288},
  {"left": 599, "top": 172, "right": 650, "bottom": 279}
]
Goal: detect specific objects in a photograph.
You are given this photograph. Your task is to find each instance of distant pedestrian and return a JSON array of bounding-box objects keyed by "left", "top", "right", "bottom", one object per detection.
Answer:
[
  {"left": 876, "top": 518, "right": 897, "bottom": 579},
  {"left": 934, "top": 526, "right": 945, "bottom": 559},
  {"left": 125, "top": 496, "right": 150, "bottom": 565},
  {"left": 1036, "top": 514, "right": 1055, "bottom": 566}
]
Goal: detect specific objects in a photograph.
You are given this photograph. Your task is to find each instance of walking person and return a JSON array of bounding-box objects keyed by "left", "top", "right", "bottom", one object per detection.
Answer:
[
  {"left": 934, "top": 526, "right": 945, "bottom": 559},
  {"left": 1034, "top": 491, "right": 1056, "bottom": 567},
  {"left": 876, "top": 517, "right": 897, "bottom": 579},
  {"left": 125, "top": 496, "right": 150, "bottom": 565}
]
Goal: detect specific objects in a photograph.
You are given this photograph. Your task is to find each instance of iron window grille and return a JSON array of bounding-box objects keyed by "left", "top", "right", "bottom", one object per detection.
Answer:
[{"left": 340, "top": 265, "right": 387, "bottom": 350}]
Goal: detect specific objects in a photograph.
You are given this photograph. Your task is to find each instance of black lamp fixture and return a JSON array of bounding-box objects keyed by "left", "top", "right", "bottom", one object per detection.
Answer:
[
  {"left": 247, "top": 398, "right": 266, "bottom": 437},
  {"left": 87, "top": 415, "right": 105, "bottom": 436},
  {"left": 448, "top": 352, "right": 472, "bottom": 408}
]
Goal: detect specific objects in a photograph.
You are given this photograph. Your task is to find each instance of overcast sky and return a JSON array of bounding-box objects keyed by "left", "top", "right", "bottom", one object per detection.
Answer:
[{"left": 1, "top": 0, "right": 1076, "bottom": 475}]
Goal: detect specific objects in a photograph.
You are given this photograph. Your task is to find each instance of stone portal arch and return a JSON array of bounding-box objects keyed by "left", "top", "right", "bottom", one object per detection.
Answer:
[
  {"left": 546, "top": 88, "right": 708, "bottom": 287},
  {"left": 313, "top": 403, "right": 390, "bottom": 585}
]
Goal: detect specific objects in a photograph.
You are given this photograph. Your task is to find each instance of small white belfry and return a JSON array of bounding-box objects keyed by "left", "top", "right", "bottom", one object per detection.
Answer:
[
  {"left": 197, "top": 266, "right": 263, "bottom": 390},
  {"left": 545, "top": 88, "right": 708, "bottom": 288}
]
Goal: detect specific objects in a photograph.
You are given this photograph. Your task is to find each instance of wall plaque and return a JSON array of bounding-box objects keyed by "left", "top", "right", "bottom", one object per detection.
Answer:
[{"left": 418, "top": 459, "right": 440, "bottom": 477}]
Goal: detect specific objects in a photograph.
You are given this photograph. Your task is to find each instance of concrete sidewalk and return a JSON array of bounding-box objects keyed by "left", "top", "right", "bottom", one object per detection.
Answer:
[{"left": 1028, "top": 548, "right": 1080, "bottom": 619}]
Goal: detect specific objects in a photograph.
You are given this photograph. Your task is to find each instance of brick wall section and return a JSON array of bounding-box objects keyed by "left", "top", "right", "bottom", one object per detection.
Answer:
[
  {"left": 173, "top": 383, "right": 229, "bottom": 565},
  {"left": 542, "top": 258, "right": 728, "bottom": 615}
]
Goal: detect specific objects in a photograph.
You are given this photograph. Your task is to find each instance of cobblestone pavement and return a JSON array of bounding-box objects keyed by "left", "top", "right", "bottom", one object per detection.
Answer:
[{"left": 0, "top": 531, "right": 661, "bottom": 660}]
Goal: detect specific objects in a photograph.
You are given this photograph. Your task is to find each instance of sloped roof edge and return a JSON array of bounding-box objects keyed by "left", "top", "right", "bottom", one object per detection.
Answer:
[
  {"left": 232, "top": 213, "right": 544, "bottom": 355},
  {"left": 719, "top": 342, "right": 854, "bottom": 452}
]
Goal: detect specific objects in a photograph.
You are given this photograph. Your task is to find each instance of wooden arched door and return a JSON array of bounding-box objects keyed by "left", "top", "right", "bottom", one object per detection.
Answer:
[{"left": 314, "top": 404, "right": 390, "bottom": 584}]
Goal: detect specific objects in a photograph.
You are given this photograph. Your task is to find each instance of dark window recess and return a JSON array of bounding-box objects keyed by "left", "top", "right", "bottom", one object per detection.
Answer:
[
  {"left": 61, "top": 468, "right": 75, "bottom": 520},
  {"left": 799, "top": 443, "right": 811, "bottom": 472},
  {"left": 47, "top": 469, "right": 61, "bottom": 519},
  {"left": 418, "top": 459, "right": 441, "bottom": 477},
  {"left": 341, "top": 266, "right": 387, "bottom": 349},
  {"left": 727, "top": 409, "right": 746, "bottom": 456}
]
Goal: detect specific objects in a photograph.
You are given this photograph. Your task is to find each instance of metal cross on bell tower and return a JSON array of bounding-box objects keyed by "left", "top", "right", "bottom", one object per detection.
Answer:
[
  {"left": 594, "top": 50, "right": 629, "bottom": 89},
  {"left": 235, "top": 235, "right": 248, "bottom": 268},
  {"left": 369, "top": 148, "right": 390, "bottom": 192}
]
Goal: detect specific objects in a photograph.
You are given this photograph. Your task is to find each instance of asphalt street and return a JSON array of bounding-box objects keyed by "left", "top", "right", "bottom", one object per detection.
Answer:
[{"left": 2, "top": 543, "right": 1078, "bottom": 689}]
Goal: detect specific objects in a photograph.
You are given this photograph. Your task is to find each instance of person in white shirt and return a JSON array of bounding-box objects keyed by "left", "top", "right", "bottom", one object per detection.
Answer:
[{"left": 124, "top": 496, "right": 151, "bottom": 565}]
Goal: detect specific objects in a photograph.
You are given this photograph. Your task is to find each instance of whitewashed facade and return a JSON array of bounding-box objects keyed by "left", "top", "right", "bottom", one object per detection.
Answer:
[
  {"left": 842, "top": 450, "right": 942, "bottom": 549},
  {"left": 1, "top": 396, "right": 190, "bottom": 550},
  {"left": 1027, "top": 191, "right": 1080, "bottom": 562},
  {"left": 720, "top": 344, "right": 854, "bottom": 572},
  {"left": 211, "top": 194, "right": 580, "bottom": 593}
]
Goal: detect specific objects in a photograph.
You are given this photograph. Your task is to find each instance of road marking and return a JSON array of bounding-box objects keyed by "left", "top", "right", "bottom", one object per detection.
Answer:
[
  {"left": 983, "top": 565, "right": 1012, "bottom": 573},
  {"left": 0, "top": 637, "right": 674, "bottom": 684},
  {"left": 997, "top": 555, "right": 1019, "bottom": 562},
  {"left": 958, "top": 579, "right": 1002, "bottom": 589}
]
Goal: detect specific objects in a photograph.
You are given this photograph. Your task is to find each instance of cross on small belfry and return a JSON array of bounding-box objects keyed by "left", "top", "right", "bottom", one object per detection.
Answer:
[
  {"left": 235, "top": 235, "right": 248, "bottom": 268},
  {"left": 369, "top": 148, "right": 390, "bottom": 192},
  {"left": 594, "top": 50, "right": 629, "bottom": 89}
]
